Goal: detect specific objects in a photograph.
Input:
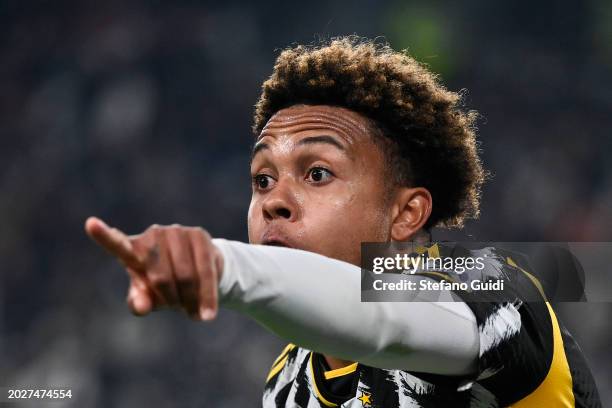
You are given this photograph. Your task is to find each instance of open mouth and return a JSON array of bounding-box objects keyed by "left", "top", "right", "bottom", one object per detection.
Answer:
[{"left": 263, "top": 240, "right": 290, "bottom": 248}]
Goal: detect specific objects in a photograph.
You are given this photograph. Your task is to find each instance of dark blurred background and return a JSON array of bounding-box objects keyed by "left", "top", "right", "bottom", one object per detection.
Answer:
[{"left": 1, "top": 0, "right": 610, "bottom": 406}]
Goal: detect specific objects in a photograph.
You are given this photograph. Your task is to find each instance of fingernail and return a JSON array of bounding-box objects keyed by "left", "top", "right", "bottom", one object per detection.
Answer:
[
  {"left": 200, "top": 308, "right": 215, "bottom": 321},
  {"left": 132, "top": 294, "right": 151, "bottom": 316}
]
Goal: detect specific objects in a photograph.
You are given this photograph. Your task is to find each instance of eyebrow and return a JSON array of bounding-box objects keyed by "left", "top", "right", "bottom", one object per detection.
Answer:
[{"left": 251, "top": 135, "right": 347, "bottom": 162}]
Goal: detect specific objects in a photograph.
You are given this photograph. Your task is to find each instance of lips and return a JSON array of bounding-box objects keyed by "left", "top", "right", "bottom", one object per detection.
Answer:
[
  {"left": 263, "top": 240, "right": 290, "bottom": 247},
  {"left": 261, "top": 230, "right": 296, "bottom": 249}
]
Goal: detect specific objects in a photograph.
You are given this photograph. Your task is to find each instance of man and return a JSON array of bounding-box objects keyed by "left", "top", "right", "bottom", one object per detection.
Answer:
[{"left": 85, "top": 37, "right": 600, "bottom": 407}]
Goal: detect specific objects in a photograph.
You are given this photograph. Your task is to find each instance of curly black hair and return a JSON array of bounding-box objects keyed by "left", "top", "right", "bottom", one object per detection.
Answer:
[{"left": 253, "top": 36, "right": 485, "bottom": 229}]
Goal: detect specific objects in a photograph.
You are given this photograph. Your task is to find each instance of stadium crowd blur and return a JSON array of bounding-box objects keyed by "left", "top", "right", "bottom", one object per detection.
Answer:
[{"left": 1, "top": 1, "right": 610, "bottom": 406}]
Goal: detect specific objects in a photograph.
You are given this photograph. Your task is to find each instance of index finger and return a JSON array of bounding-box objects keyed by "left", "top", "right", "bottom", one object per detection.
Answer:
[{"left": 85, "top": 216, "right": 144, "bottom": 270}]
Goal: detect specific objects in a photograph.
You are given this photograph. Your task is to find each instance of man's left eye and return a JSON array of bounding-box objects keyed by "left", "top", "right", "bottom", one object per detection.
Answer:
[{"left": 307, "top": 167, "right": 334, "bottom": 183}]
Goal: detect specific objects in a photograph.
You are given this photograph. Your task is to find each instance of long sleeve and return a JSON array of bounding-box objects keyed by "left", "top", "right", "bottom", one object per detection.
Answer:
[{"left": 213, "top": 238, "right": 479, "bottom": 375}]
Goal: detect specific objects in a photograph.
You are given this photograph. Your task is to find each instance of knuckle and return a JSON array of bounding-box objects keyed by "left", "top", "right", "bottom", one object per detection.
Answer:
[
  {"left": 190, "top": 226, "right": 210, "bottom": 238},
  {"left": 169, "top": 226, "right": 188, "bottom": 238},
  {"left": 144, "top": 224, "right": 161, "bottom": 238},
  {"left": 153, "top": 227, "right": 165, "bottom": 239}
]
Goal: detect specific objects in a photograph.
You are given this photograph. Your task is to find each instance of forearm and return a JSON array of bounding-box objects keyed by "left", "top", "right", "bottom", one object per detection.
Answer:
[{"left": 213, "top": 238, "right": 478, "bottom": 375}]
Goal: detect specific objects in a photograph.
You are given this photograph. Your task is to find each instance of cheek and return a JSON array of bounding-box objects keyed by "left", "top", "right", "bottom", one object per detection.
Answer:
[
  {"left": 302, "top": 195, "right": 388, "bottom": 265},
  {"left": 342, "top": 180, "right": 391, "bottom": 239},
  {"left": 247, "top": 199, "right": 261, "bottom": 243},
  {"left": 307, "top": 183, "right": 388, "bottom": 240}
]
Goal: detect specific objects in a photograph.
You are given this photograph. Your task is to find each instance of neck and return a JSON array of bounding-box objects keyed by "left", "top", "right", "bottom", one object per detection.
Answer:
[{"left": 323, "top": 354, "right": 354, "bottom": 370}]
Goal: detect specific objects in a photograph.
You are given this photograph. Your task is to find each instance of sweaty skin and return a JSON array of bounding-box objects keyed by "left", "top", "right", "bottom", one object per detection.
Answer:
[
  {"left": 85, "top": 104, "right": 433, "bottom": 371},
  {"left": 247, "top": 104, "right": 429, "bottom": 369},
  {"left": 248, "top": 105, "right": 394, "bottom": 266}
]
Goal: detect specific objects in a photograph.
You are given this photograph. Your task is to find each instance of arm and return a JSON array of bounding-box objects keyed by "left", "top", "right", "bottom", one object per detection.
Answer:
[
  {"left": 214, "top": 238, "right": 478, "bottom": 375},
  {"left": 84, "top": 217, "right": 478, "bottom": 375}
]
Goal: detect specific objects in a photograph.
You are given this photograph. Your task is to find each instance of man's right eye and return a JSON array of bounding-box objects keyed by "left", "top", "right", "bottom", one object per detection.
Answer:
[{"left": 253, "top": 174, "right": 275, "bottom": 190}]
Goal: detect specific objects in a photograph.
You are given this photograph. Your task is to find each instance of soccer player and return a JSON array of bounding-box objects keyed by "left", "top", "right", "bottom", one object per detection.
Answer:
[{"left": 85, "top": 37, "right": 600, "bottom": 407}]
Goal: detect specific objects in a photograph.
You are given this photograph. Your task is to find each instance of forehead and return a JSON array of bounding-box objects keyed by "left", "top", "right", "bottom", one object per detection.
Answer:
[{"left": 257, "top": 105, "right": 375, "bottom": 145}]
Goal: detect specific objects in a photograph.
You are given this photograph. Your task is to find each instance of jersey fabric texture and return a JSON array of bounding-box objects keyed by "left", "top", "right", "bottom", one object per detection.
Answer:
[{"left": 262, "top": 244, "right": 601, "bottom": 408}]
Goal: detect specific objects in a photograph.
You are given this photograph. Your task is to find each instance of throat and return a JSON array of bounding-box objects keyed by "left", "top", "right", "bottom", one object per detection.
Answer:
[{"left": 323, "top": 354, "right": 354, "bottom": 370}]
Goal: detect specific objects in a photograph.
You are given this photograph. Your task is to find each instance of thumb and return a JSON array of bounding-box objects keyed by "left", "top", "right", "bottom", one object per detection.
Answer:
[{"left": 127, "top": 278, "right": 154, "bottom": 316}]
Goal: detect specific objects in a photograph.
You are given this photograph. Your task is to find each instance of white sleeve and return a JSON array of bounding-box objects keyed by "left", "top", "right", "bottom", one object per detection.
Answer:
[{"left": 213, "top": 238, "right": 479, "bottom": 375}]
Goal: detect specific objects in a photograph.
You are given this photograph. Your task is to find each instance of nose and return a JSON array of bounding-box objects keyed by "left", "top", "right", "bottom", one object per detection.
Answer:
[{"left": 261, "top": 180, "right": 298, "bottom": 222}]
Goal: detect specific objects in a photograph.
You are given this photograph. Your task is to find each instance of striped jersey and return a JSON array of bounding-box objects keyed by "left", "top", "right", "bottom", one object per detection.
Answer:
[{"left": 262, "top": 244, "right": 601, "bottom": 407}]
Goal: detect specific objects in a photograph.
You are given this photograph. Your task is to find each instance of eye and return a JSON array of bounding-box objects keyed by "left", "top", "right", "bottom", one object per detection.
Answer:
[
  {"left": 253, "top": 174, "right": 276, "bottom": 190},
  {"left": 306, "top": 167, "right": 334, "bottom": 184}
]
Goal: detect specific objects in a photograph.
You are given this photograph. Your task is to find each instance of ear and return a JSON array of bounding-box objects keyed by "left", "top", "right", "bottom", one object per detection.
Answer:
[{"left": 390, "top": 187, "right": 433, "bottom": 241}]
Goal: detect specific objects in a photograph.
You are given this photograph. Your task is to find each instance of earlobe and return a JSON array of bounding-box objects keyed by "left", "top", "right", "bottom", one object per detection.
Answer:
[{"left": 390, "top": 188, "right": 432, "bottom": 241}]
